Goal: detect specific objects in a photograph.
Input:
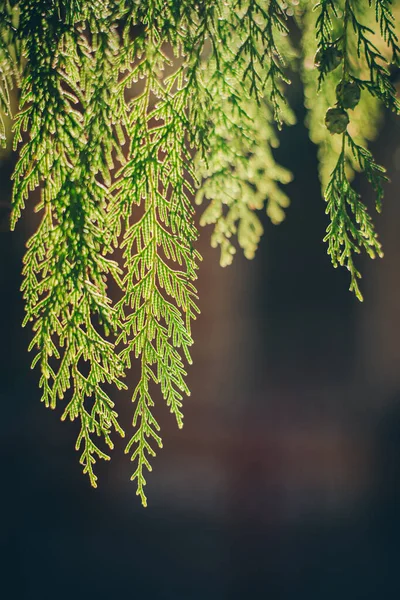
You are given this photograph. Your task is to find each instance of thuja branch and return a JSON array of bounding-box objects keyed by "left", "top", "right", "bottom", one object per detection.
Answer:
[
  {"left": 110, "top": 25, "right": 200, "bottom": 505},
  {"left": 312, "top": 0, "right": 399, "bottom": 298},
  {"left": 13, "top": 0, "right": 126, "bottom": 486},
  {"left": 195, "top": 0, "right": 295, "bottom": 266}
]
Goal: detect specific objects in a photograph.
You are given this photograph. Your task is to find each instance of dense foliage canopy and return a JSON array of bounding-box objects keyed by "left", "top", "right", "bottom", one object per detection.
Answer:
[{"left": 0, "top": 0, "right": 399, "bottom": 505}]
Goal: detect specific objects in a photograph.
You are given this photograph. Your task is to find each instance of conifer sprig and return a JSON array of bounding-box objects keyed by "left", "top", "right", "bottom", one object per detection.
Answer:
[
  {"left": 301, "top": 0, "right": 382, "bottom": 187},
  {"left": 348, "top": 0, "right": 400, "bottom": 112},
  {"left": 195, "top": 0, "right": 295, "bottom": 266},
  {"left": 372, "top": 0, "right": 400, "bottom": 63},
  {"left": 110, "top": 28, "right": 200, "bottom": 505},
  {"left": 312, "top": 0, "right": 399, "bottom": 298},
  {"left": 196, "top": 85, "right": 293, "bottom": 266},
  {"left": 231, "top": 0, "right": 290, "bottom": 122},
  {"left": 13, "top": 1, "right": 125, "bottom": 486},
  {"left": 324, "top": 131, "right": 386, "bottom": 299}
]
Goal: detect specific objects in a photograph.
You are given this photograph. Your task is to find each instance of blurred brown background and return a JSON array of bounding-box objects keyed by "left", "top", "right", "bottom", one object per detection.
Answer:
[{"left": 1, "top": 77, "right": 400, "bottom": 599}]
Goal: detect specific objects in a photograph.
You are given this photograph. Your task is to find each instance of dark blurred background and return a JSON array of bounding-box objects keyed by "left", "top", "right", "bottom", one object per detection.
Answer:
[{"left": 2, "top": 75, "right": 400, "bottom": 599}]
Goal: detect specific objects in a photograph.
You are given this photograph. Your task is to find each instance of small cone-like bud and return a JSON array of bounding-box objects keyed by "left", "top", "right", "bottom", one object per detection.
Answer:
[
  {"left": 325, "top": 107, "right": 349, "bottom": 134},
  {"left": 314, "top": 46, "right": 343, "bottom": 73},
  {"left": 336, "top": 80, "right": 361, "bottom": 109}
]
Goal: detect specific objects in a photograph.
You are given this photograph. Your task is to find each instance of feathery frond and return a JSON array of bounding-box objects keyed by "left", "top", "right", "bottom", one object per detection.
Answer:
[
  {"left": 110, "top": 23, "right": 200, "bottom": 505},
  {"left": 306, "top": 0, "right": 399, "bottom": 298},
  {"left": 195, "top": 0, "right": 295, "bottom": 266},
  {"left": 13, "top": 0, "right": 125, "bottom": 486}
]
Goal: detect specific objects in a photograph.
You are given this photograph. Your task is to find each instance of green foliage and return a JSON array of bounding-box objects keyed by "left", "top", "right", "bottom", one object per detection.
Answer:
[
  {"left": 109, "top": 20, "right": 201, "bottom": 505},
  {"left": 309, "top": 0, "right": 400, "bottom": 299},
  {"left": 195, "top": 0, "right": 295, "bottom": 266},
  {"left": 13, "top": 0, "right": 126, "bottom": 485},
  {"left": 1, "top": 0, "right": 399, "bottom": 504}
]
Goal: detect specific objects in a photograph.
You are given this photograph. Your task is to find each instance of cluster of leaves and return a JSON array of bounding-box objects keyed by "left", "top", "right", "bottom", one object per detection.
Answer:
[
  {"left": 302, "top": 0, "right": 400, "bottom": 299},
  {"left": 195, "top": 1, "right": 295, "bottom": 266},
  {"left": 0, "top": 0, "right": 399, "bottom": 505}
]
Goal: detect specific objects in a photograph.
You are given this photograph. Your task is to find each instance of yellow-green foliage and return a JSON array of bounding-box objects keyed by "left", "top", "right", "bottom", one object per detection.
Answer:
[
  {"left": 300, "top": 0, "right": 399, "bottom": 299},
  {"left": 195, "top": 1, "right": 295, "bottom": 266},
  {"left": 301, "top": 0, "right": 382, "bottom": 187},
  {"left": 0, "top": 0, "right": 399, "bottom": 505}
]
